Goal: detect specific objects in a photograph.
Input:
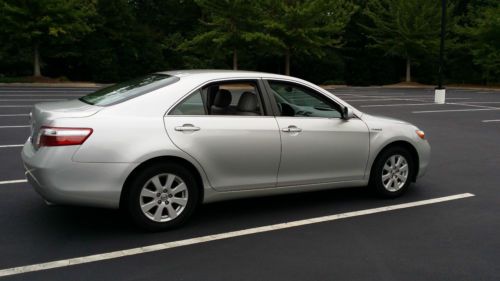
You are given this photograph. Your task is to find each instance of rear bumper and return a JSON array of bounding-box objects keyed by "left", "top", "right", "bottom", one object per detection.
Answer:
[{"left": 22, "top": 139, "right": 134, "bottom": 209}]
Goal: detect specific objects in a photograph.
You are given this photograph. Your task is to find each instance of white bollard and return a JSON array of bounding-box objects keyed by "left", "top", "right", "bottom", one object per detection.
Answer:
[{"left": 435, "top": 88, "right": 446, "bottom": 104}]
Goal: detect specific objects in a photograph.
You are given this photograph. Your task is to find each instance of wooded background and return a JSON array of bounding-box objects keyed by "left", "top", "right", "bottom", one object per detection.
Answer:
[{"left": 0, "top": 0, "right": 498, "bottom": 85}]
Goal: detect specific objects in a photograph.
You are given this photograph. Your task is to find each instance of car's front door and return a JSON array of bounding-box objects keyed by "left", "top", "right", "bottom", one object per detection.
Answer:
[
  {"left": 264, "top": 79, "right": 370, "bottom": 186},
  {"left": 165, "top": 79, "right": 281, "bottom": 191}
]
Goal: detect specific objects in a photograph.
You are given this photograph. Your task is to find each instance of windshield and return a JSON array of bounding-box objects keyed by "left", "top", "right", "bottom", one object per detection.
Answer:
[{"left": 80, "top": 74, "right": 179, "bottom": 106}]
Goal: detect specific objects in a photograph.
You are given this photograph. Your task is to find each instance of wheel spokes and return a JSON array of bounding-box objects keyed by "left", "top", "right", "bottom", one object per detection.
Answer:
[
  {"left": 165, "top": 204, "right": 178, "bottom": 219},
  {"left": 141, "top": 201, "right": 156, "bottom": 213},
  {"left": 151, "top": 175, "right": 163, "bottom": 191},
  {"left": 154, "top": 205, "right": 164, "bottom": 221},
  {"left": 141, "top": 189, "right": 157, "bottom": 198},
  {"left": 171, "top": 197, "right": 187, "bottom": 207},
  {"left": 171, "top": 183, "right": 187, "bottom": 195},
  {"left": 165, "top": 174, "right": 176, "bottom": 191}
]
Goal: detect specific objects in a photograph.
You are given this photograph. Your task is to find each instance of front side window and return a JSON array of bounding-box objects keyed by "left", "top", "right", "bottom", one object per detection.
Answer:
[
  {"left": 80, "top": 74, "right": 179, "bottom": 106},
  {"left": 171, "top": 81, "right": 264, "bottom": 116},
  {"left": 268, "top": 80, "right": 342, "bottom": 118}
]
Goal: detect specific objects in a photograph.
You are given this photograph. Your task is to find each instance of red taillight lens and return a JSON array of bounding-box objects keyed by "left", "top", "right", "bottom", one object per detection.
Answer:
[{"left": 38, "top": 127, "right": 93, "bottom": 147}]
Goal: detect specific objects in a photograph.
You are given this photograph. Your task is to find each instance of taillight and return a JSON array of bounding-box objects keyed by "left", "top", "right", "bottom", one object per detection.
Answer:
[{"left": 37, "top": 127, "right": 93, "bottom": 147}]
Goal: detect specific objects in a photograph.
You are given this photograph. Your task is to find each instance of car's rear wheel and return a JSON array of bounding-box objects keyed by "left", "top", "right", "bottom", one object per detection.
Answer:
[
  {"left": 125, "top": 163, "right": 199, "bottom": 231},
  {"left": 370, "top": 146, "right": 414, "bottom": 198}
]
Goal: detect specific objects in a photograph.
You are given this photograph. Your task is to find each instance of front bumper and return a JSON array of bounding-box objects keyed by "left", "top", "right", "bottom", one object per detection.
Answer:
[
  {"left": 22, "top": 139, "right": 135, "bottom": 209},
  {"left": 415, "top": 139, "right": 431, "bottom": 179}
]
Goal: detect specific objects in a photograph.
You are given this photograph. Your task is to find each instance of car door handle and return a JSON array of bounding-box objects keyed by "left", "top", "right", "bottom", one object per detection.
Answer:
[
  {"left": 175, "top": 124, "right": 200, "bottom": 132},
  {"left": 282, "top": 125, "right": 302, "bottom": 133}
]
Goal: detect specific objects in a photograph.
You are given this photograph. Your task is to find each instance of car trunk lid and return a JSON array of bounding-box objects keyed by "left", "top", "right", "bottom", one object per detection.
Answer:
[{"left": 30, "top": 99, "right": 102, "bottom": 149}]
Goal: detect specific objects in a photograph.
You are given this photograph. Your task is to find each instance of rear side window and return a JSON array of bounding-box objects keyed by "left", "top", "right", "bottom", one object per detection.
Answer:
[
  {"left": 170, "top": 81, "right": 264, "bottom": 116},
  {"left": 80, "top": 74, "right": 179, "bottom": 106}
]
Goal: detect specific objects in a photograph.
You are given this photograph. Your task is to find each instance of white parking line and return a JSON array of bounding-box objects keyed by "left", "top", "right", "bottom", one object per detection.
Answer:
[
  {"left": 0, "top": 94, "right": 82, "bottom": 97},
  {"left": 0, "top": 114, "right": 30, "bottom": 117},
  {"left": 413, "top": 108, "right": 500, "bottom": 113},
  {"left": 482, "top": 120, "right": 500, "bottom": 123},
  {"left": 344, "top": 98, "right": 426, "bottom": 102},
  {"left": 0, "top": 90, "right": 92, "bottom": 93},
  {"left": 343, "top": 98, "right": 470, "bottom": 102},
  {"left": 361, "top": 103, "right": 437, "bottom": 107},
  {"left": 0, "top": 125, "right": 30, "bottom": 128},
  {"left": 0, "top": 105, "right": 33, "bottom": 108},
  {"left": 0, "top": 144, "right": 24, "bottom": 148},
  {"left": 0, "top": 193, "right": 474, "bottom": 278},
  {"left": 0, "top": 179, "right": 27, "bottom": 185},
  {"left": 0, "top": 99, "right": 64, "bottom": 101},
  {"left": 462, "top": 101, "right": 500, "bottom": 104}
]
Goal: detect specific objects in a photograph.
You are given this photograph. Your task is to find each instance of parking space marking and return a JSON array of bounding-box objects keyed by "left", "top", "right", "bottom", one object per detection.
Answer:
[
  {"left": 0, "top": 105, "right": 33, "bottom": 108},
  {"left": 0, "top": 179, "right": 27, "bottom": 185},
  {"left": 0, "top": 99, "right": 64, "bottom": 101},
  {"left": 0, "top": 193, "right": 474, "bottom": 278},
  {"left": 413, "top": 108, "right": 500, "bottom": 113},
  {"left": 0, "top": 114, "right": 30, "bottom": 117},
  {"left": 344, "top": 98, "right": 425, "bottom": 102},
  {"left": 0, "top": 90, "right": 93, "bottom": 93},
  {"left": 0, "top": 144, "right": 23, "bottom": 148},
  {"left": 462, "top": 101, "right": 500, "bottom": 104},
  {"left": 482, "top": 120, "right": 500, "bottom": 123},
  {"left": 0, "top": 125, "right": 30, "bottom": 129},
  {"left": 361, "top": 103, "right": 437, "bottom": 108},
  {"left": 343, "top": 98, "right": 470, "bottom": 102},
  {"left": 0, "top": 94, "right": 82, "bottom": 97}
]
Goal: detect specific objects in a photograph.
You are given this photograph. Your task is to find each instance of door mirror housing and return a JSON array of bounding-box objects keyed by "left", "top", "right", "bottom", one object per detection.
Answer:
[{"left": 342, "top": 106, "right": 354, "bottom": 120}]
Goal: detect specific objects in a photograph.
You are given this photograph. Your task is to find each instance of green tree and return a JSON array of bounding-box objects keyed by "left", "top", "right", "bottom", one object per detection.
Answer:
[
  {"left": 457, "top": 1, "right": 500, "bottom": 83},
  {"left": 180, "top": 0, "right": 276, "bottom": 70},
  {"left": 362, "top": 0, "right": 451, "bottom": 82},
  {"left": 0, "top": 0, "right": 96, "bottom": 77},
  {"left": 262, "top": 0, "right": 356, "bottom": 75}
]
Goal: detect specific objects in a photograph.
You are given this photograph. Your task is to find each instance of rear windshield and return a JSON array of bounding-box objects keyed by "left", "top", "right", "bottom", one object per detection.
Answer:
[{"left": 80, "top": 74, "right": 179, "bottom": 106}]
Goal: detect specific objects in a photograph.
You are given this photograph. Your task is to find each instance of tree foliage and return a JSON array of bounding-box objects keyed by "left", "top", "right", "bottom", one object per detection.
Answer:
[
  {"left": 0, "top": 0, "right": 97, "bottom": 76},
  {"left": 361, "top": 0, "right": 452, "bottom": 82},
  {"left": 456, "top": 1, "right": 500, "bottom": 83},
  {"left": 262, "top": 0, "right": 356, "bottom": 75},
  {"left": 179, "top": 0, "right": 274, "bottom": 70},
  {"left": 0, "top": 0, "right": 498, "bottom": 85}
]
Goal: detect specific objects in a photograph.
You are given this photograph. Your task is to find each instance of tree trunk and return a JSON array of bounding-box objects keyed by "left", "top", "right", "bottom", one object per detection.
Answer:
[
  {"left": 285, "top": 48, "right": 291, "bottom": 76},
  {"left": 232, "top": 49, "right": 238, "bottom": 70},
  {"left": 405, "top": 57, "right": 411, "bottom": 82},
  {"left": 33, "top": 43, "right": 41, "bottom": 77}
]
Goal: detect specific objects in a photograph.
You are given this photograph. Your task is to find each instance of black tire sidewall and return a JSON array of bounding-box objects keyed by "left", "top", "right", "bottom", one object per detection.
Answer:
[
  {"left": 370, "top": 147, "right": 414, "bottom": 198},
  {"left": 126, "top": 163, "right": 199, "bottom": 231}
]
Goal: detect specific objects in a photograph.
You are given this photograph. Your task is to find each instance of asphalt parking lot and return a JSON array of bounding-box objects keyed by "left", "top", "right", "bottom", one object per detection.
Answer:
[{"left": 0, "top": 85, "right": 499, "bottom": 280}]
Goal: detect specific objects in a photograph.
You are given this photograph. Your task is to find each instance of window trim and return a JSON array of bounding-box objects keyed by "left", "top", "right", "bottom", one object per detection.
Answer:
[
  {"left": 262, "top": 79, "right": 344, "bottom": 119},
  {"left": 167, "top": 78, "right": 273, "bottom": 117}
]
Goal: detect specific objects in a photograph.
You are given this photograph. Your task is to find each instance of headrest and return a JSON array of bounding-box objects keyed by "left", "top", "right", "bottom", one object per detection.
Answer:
[
  {"left": 213, "top": 89, "right": 232, "bottom": 107},
  {"left": 237, "top": 92, "right": 258, "bottom": 112}
]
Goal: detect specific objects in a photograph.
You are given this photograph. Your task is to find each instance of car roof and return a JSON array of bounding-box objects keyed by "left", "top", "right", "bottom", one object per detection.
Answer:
[{"left": 157, "top": 69, "right": 294, "bottom": 80}]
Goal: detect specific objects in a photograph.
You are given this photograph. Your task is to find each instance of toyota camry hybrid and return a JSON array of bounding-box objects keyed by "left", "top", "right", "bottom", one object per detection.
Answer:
[{"left": 22, "top": 70, "right": 430, "bottom": 230}]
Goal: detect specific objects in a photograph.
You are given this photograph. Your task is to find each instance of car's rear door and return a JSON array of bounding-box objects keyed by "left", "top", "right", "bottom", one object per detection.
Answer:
[
  {"left": 164, "top": 79, "right": 281, "bottom": 191},
  {"left": 263, "top": 79, "right": 370, "bottom": 187}
]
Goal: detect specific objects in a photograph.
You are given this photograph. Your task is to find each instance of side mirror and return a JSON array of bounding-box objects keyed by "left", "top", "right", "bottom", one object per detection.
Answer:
[{"left": 342, "top": 106, "right": 354, "bottom": 120}]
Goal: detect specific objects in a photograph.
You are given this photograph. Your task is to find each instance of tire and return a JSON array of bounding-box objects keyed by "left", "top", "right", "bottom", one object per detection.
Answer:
[
  {"left": 369, "top": 146, "right": 415, "bottom": 198},
  {"left": 125, "top": 163, "right": 200, "bottom": 231}
]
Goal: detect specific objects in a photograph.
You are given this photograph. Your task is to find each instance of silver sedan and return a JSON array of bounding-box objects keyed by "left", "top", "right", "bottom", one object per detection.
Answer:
[{"left": 22, "top": 70, "right": 430, "bottom": 230}]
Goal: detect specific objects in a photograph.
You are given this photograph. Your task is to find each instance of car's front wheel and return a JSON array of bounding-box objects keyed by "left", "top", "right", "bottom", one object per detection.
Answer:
[
  {"left": 370, "top": 146, "right": 415, "bottom": 198},
  {"left": 125, "top": 163, "right": 199, "bottom": 231}
]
